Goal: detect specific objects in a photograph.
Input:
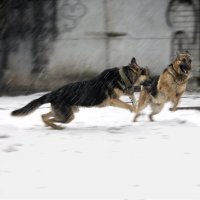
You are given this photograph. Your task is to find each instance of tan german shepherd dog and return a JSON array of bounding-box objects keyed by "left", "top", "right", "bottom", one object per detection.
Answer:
[{"left": 134, "top": 52, "right": 192, "bottom": 122}]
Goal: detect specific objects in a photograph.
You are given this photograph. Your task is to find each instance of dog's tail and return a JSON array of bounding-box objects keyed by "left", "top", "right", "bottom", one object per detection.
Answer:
[{"left": 11, "top": 93, "right": 51, "bottom": 117}]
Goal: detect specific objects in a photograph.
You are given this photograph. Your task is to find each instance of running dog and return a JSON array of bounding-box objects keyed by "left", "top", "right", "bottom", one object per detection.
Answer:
[
  {"left": 11, "top": 57, "right": 149, "bottom": 129},
  {"left": 134, "top": 52, "right": 192, "bottom": 122}
]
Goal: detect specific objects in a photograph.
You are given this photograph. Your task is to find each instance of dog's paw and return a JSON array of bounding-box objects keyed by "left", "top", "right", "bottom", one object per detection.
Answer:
[
  {"left": 133, "top": 113, "right": 141, "bottom": 122},
  {"left": 133, "top": 117, "right": 137, "bottom": 122},
  {"left": 169, "top": 107, "right": 177, "bottom": 112}
]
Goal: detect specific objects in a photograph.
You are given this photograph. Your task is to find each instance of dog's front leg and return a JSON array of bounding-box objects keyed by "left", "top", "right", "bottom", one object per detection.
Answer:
[
  {"left": 170, "top": 102, "right": 179, "bottom": 112},
  {"left": 133, "top": 90, "right": 150, "bottom": 122},
  {"left": 110, "top": 98, "right": 135, "bottom": 112},
  {"left": 169, "top": 93, "right": 183, "bottom": 112}
]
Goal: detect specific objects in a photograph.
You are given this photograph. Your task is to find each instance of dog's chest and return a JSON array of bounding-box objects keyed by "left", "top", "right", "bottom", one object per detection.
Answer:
[
  {"left": 157, "top": 75, "right": 186, "bottom": 102},
  {"left": 165, "top": 84, "right": 186, "bottom": 104}
]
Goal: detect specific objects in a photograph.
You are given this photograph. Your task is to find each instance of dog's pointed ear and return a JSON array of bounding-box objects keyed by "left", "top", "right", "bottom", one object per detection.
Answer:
[
  {"left": 130, "top": 57, "right": 137, "bottom": 65},
  {"left": 185, "top": 50, "right": 190, "bottom": 55}
]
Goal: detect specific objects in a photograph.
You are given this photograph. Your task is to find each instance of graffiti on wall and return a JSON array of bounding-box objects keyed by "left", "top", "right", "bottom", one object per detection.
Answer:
[
  {"left": 58, "top": 0, "right": 87, "bottom": 32},
  {"left": 166, "top": 0, "right": 200, "bottom": 73}
]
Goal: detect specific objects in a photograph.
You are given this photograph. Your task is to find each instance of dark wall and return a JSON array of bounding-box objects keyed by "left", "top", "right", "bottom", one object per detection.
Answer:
[{"left": 0, "top": 0, "right": 57, "bottom": 94}]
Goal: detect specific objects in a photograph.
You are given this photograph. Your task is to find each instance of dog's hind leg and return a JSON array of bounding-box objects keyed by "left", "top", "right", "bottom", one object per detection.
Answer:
[
  {"left": 149, "top": 103, "right": 164, "bottom": 122},
  {"left": 41, "top": 111, "right": 64, "bottom": 130},
  {"left": 41, "top": 105, "right": 75, "bottom": 130},
  {"left": 51, "top": 105, "right": 75, "bottom": 129}
]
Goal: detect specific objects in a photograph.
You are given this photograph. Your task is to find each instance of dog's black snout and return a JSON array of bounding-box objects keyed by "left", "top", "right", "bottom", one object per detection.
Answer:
[{"left": 180, "top": 63, "right": 191, "bottom": 72}]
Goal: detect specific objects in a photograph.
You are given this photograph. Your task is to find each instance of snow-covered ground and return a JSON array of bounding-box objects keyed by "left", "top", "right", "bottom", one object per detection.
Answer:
[{"left": 0, "top": 92, "right": 200, "bottom": 200}]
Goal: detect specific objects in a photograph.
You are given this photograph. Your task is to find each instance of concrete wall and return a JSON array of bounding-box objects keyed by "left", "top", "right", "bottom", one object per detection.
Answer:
[
  {"left": 49, "top": 0, "right": 171, "bottom": 76},
  {"left": 107, "top": 0, "right": 171, "bottom": 74},
  {"left": 0, "top": 0, "right": 199, "bottom": 94}
]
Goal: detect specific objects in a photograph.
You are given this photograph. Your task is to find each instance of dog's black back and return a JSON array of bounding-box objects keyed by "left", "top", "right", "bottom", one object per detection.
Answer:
[
  {"left": 50, "top": 67, "right": 122, "bottom": 107},
  {"left": 11, "top": 67, "right": 124, "bottom": 116}
]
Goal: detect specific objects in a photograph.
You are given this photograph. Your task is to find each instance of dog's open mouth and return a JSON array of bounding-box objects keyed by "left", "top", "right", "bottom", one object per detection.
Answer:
[{"left": 180, "top": 64, "right": 190, "bottom": 74}]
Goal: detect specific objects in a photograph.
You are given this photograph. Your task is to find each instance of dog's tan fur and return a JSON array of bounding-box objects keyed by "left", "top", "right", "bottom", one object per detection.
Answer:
[{"left": 134, "top": 52, "right": 192, "bottom": 122}]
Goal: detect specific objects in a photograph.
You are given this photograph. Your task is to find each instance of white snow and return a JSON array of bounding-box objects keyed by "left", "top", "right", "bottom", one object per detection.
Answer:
[{"left": 0, "top": 92, "right": 200, "bottom": 200}]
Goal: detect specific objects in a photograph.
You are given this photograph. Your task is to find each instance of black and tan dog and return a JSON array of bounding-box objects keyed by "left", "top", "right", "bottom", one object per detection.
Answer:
[
  {"left": 134, "top": 52, "right": 192, "bottom": 122},
  {"left": 11, "top": 57, "right": 149, "bottom": 129}
]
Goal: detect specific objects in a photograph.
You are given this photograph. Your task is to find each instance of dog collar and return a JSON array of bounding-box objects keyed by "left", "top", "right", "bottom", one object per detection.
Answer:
[{"left": 118, "top": 68, "right": 133, "bottom": 89}]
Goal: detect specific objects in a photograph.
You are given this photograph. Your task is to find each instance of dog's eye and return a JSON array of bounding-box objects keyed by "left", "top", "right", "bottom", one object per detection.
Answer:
[
  {"left": 182, "top": 58, "right": 186, "bottom": 62},
  {"left": 188, "top": 59, "right": 192, "bottom": 63}
]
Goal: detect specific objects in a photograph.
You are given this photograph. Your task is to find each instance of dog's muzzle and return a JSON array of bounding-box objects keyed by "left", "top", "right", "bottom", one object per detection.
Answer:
[{"left": 180, "top": 63, "right": 191, "bottom": 74}]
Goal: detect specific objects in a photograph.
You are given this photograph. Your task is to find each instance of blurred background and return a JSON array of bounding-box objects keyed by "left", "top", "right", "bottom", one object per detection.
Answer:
[{"left": 0, "top": 0, "right": 199, "bottom": 95}]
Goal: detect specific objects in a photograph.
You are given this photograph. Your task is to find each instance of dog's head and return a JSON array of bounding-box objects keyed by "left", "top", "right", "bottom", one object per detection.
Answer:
[
  {"left": 172, "top": 51, "right": 192, "bottom": 76},
  {"left": 129, "top": 57, "right": 150, "bottom": 85},
  {"left": 138, "top": 67, "right": 150, "bottom": 84}
]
